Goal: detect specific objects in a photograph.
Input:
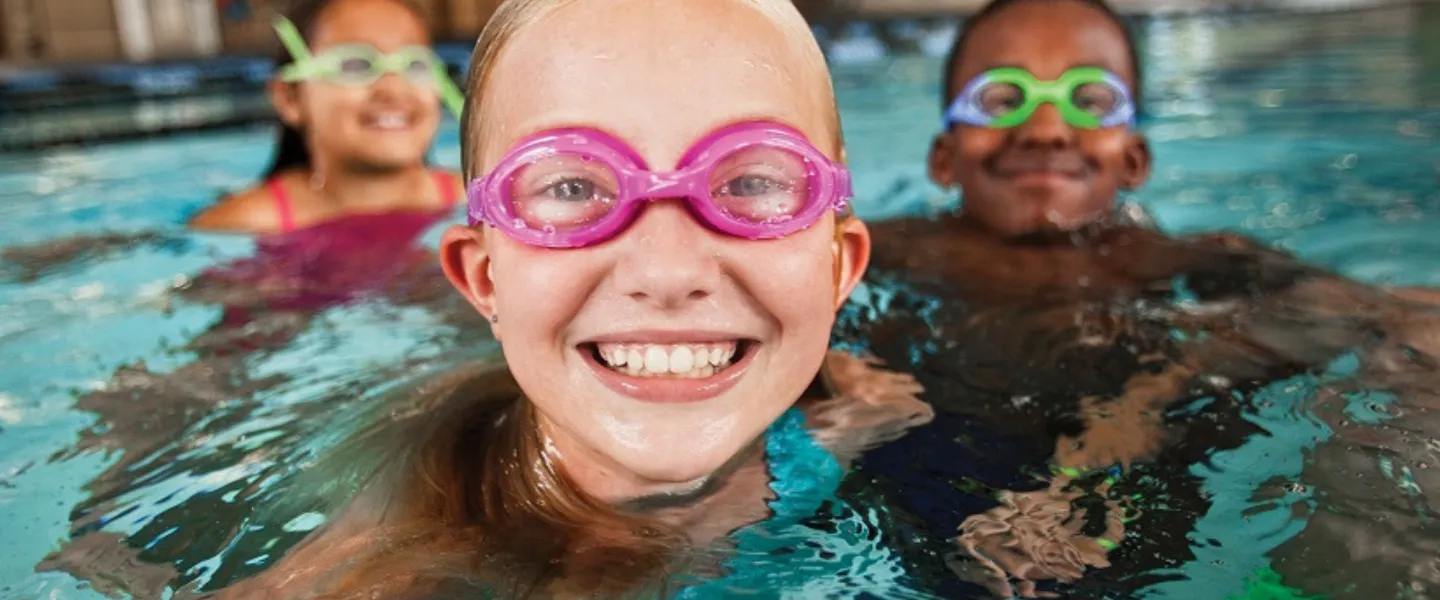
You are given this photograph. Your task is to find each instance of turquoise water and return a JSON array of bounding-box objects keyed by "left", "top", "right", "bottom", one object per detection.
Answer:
[{"left": 1, "top": 5, "right": 1439, "bottom": 599}]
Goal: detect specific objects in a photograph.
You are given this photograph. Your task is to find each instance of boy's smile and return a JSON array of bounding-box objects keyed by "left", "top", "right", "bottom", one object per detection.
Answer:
[{"left": 987, "top": 141, "right": 1093, "bottom": 188}]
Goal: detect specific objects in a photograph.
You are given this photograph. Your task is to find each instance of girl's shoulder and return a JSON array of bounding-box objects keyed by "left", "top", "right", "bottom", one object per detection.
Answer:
[{"left": 190, "top": 174, "right": 297, "bottom": 234}]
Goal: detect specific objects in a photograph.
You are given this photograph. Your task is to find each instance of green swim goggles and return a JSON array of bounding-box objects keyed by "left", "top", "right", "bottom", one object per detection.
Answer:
[
  {"left": 943, "top": 67, "right": 1136, "bottom": 130},
  {"left": 272, "top": 16, "right": 464, "bottom": 119}
]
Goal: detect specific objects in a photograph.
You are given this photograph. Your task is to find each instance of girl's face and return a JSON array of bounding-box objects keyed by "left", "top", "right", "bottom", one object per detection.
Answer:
[
  {"left": 272, "top": 0, "right": 441, "bottom": 172},
  {"left": 441, "top": 0, "right": 869, "bottom": 501}
]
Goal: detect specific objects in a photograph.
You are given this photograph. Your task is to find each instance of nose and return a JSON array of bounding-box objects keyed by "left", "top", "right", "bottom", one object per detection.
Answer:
[
  {"left": 610, "top": 201, "right": 720, "bottom": 311},
  {"left": 370, "top": 71, "right": 409, "bottom": 96},
  {"left": 1013, "top": 102, "right": 1076, "bottom": 149}
]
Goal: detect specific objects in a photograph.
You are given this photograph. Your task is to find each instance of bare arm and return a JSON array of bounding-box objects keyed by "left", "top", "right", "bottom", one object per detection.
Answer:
[
  {"left": 1052, "top": 361, "right": 1196, "bottom": 473},
  {"left": 801, "top": 351, "right": 935, "bottom": 466},
  {"left": 1057, "top": 274, "right": 1437, "bottom": 475},
  {"left": 1389, "top": 286, "right": 1440, "bottom": 307},
  {"left": 1163, "top": 230, "right": 1440, "bottom": 375},
  {"left": 946, "top": 364, "right": 1183, "bottom": 597}
]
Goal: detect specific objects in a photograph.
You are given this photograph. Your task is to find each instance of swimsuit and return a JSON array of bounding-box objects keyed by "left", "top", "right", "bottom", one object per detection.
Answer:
[
  {"left": 197, "top": 171, "right": 460, "bottom": 354},
  {"left": 676, "top": 408, "right": 915, "bottom": 598}
]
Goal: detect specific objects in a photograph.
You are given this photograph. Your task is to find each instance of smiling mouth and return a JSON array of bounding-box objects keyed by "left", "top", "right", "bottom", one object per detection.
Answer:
[
  {"left": 997, "top": 166, "right": 1086, "bottom": 180},
  {"left": 583, "top": 340, "right": 754, "bottom": 379},
  {"left": 989, "top": 152, "right": 1089, "bottom": 181},
  {"left": 362, "top": 110, "right": 416, "bottom": 131}
]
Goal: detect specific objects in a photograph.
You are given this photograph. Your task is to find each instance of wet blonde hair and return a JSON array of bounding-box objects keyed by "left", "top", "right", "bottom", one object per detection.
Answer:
[
  {"left": 458, "top": 0, "right": 847, "bottom": 181},
  {"left": 306, "top": 366, "right": 686, "bottom": 599}
]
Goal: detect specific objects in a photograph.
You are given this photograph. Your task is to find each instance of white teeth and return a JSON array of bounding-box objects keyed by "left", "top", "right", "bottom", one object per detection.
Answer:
[
  {"left": 643, "top": 346, "right": 669, "bottom": 374},
  {"left": 373, "top": 113, "right": 408, "bottom": 129},
  {"left": 670, "top": 346, "right": 694, "bottom": 373},
  {"left": 594, "top": 342, "right": 741, "bottom": 378},
  {"left": 604, "top": 347, "right": 626, "bottom": 366}
]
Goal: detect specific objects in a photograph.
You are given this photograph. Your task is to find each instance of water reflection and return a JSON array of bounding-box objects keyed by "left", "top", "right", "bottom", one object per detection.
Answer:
[
  {"left": 843, "top": 214, "right": 1440, "bottom": 598},
  {"left": 1, "top": 223, "right": 489, "bottom": 595}
]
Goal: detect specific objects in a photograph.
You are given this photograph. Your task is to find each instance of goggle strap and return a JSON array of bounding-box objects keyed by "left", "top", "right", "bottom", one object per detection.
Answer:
[
  {"left": 273, "top": 16, "right": 313, "bottom": 62},
  {"left": 436, "top": 70, "right": 465, "bottom": 121}
]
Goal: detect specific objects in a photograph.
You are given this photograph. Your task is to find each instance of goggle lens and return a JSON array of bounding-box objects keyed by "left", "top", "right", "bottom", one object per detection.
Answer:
[
  {"left": 508, "top": 154, "right": 621, "bottom": 232},
  {"left": 708, "top": 145, "right": 811, "bottom": 225}
]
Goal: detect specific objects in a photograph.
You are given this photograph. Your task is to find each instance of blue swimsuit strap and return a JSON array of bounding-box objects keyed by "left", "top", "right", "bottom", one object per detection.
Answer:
[
  {"left": 761, "top": 406, "right": 846, "bottom": 522},
  {"left": 674, "top": 407, "right": 848, "bottom": 598}
]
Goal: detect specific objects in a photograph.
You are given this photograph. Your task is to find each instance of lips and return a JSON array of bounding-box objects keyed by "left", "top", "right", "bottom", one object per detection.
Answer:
[
  {"left": 593, "top": 341, "right": 740, "bottom": 378},
  {"left": 578, "top": 333, "right": 757, "bottom": 403},
  {"left": 360, "top": 108, "right": 418, "bottom": 131},
  {"left": 989, "top": 151, "right": 1089, "bottom": 179}
]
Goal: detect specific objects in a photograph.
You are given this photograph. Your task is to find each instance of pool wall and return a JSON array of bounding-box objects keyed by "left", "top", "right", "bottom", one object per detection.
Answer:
[{"left": 0, "top": 0, "right": 1429, "bottom": 151}]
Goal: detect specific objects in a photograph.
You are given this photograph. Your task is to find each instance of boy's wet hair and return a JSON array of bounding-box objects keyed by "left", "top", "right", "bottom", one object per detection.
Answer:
[{"left": 940, "top": 0, "right": 1142, "bottom": 111}]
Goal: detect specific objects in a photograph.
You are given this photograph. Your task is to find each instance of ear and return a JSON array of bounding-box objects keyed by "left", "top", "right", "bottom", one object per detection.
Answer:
[
  {"left": 927, "top": 132, "right": 959, "bottom": 189},
  {"left": 832, "top": 217, "right": 872, "bottom": 310},
  {"left": 267, "top": 79, "right": 305, "bottom": 127},
  {"left": 439, "top": 225, "right": 501, "bottom": 339},
  {"left": 1120, "top": 132, "right": 1153, "bottom": 191}
]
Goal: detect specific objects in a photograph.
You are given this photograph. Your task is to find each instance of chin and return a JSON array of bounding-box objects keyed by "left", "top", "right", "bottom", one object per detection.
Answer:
[
  {"left": 1040, "top": 204, "right": 1109, "bottom": 230},
  {"left": 355, "top": 141, "right": 430, "bottom": 165},
  {"left": 617, "top": 441, "right": 739, "bottom": 490},
  {"left": 357, "top": 153, "right": 427, "bottom": 172},
  {"left": 632, "top": 462, "right": 722, "bottom": 490}
]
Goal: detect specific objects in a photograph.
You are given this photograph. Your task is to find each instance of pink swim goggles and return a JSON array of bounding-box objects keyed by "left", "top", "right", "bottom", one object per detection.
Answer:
[{"left": 466, "top": 121, "right": 852, "bottom": 248}]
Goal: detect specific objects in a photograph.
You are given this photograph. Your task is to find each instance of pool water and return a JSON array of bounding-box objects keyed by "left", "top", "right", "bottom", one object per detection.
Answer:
[{"left": 2, "top": 5, "right": 1439, "bottom": 599}]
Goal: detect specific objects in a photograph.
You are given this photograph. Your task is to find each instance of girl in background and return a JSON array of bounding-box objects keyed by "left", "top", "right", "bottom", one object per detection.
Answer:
[{"left": 192, "top": 0, "right": 463, "bottom": 235}]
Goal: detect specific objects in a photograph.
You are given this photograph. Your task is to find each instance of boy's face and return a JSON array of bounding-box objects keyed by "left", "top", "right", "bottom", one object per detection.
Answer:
[{"left": 930, "top": 0, "right": 1151, "bottom": 237}]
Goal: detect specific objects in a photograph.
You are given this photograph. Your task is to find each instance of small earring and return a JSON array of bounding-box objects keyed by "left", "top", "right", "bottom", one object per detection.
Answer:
[{"left": 490, "top": 314, "right": 499, "bottom": 324}]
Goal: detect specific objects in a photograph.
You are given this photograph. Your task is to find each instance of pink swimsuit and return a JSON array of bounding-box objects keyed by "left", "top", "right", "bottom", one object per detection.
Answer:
[
  {"left": 266, "top": 171, "right": 458, "bottom": 235},
  {"left": 200, "top": 171, "right": 461, "bottom": 351}
]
